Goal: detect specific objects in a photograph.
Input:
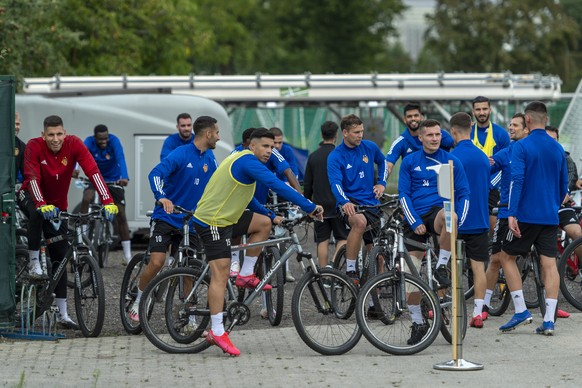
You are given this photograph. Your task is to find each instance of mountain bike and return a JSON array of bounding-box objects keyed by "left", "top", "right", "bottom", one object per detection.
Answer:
[
  {"left": 15, "top": 208, "right": 106, "bottom": 337},
  {"left": 139, "top": 214, "right": 361, "bottom": 356}
]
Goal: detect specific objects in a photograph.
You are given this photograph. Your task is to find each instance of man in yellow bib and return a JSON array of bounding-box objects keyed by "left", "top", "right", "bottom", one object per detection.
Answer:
[
  {"left": 471, "top": 96, "right": 510, "bottom": 232},
  {"left": 193, "top": 128, "right": 323, "bottom": 356}
]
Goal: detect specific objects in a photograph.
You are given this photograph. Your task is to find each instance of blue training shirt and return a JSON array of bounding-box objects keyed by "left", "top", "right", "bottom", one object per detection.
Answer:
[
  {"left": 276, "top": 143, "right": 300, "bottom": 181},
  {"left": 508, "top": 129, "right": 568, "bottom": 225},
  {"left": 398, "top": 148, "right": 470, "bottom": 231},
  {"left": 386, "top": 128, "right": 454, "bottom": 165},
  {"left": 328, "top": 140, "right": 387, "bottom": 207},
  {"left": 451, "top": 140, "right": 490, "bottom": 234},
  {"left": 473, "top": 122, "right": 510, "bottom": 189},
  {"left": 149, "top": 143, "right": 218, "bottom": 229},
  {"left": 230, "top": 154, "right": 315, "bottom": 214},
  {"left": 84, "top": 134, "right": 129, "bottom": 182},
  {"left": 160, "top": 133, "right": 194, "bottom": 160},
  {"left": 231, "top": 145, "right": 290, "bottom": 204},
  {"left": 490, "top": 142, "right": 515, "bottom": 219}
]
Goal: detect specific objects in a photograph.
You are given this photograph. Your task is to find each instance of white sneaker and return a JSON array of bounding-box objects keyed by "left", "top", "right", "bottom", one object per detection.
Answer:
[
  {"left": 129, "top": 300, "right": 140, "bottom": 322},
  {"left": 230, "top": 261, "right": 240, "bottom": 277},
  {"left": 285, "top": 272, "right": 295, "bottom": 283},
  {"left": 56, "top": 314, "right": 79, "bottom": 330},
  {"left": 260, "top": 308, "right": 269, "bottom": 319},
  {"left": 28, "top": 260, "right": 47, "bottom": 279}
]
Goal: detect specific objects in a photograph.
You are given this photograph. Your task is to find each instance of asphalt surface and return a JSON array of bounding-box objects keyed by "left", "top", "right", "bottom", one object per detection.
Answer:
[{"left": 1, "top": 310, "right": 580, "bottom": 387}]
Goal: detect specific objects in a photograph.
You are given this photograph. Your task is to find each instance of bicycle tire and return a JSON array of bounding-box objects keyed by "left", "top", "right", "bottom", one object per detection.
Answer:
[
  {"left": 356, "top": 271, "right": 441, "bottom": 355},
  {"left": 558, "top": 236, "right": 582, "bottom": 311},
  {"left": 438, "top": 291, "right": 467, "bottom": 344},
  {"left": 73, "top": 254, "right": 105, "bottom": 337},
  {"left": 97, "top": 224, "right": 111, "bottom": 268},
  {"left": 530, "top": 252, "right": 547, "bottom": 318},
  {"left": 261, "top": 247, "right": 284, "bottom": 326},
  {"left": 291, "top": 268, "right": 361, "bottom": 355},
  {"left": 487, "top": 280, "right": 511, "bottom": 316},
  {"left": 140, "top": 267, "right": 211, "bottom": 354},
  {"left": 333, "top": 245, "right": 347, "bottom": 270},
  {"left": 119, "top": 253, "right": 147, "bottom": 334},
  {"left": 517, "top": 254, "right": 539, "bottom": 309}
]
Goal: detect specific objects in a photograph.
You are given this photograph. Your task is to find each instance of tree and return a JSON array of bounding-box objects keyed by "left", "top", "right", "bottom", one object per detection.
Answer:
[
  {"left": 417, "top": 0, "right": 580, "bottom": 89},
  {"left": 0, "top": 0, "right": 81, "bottom": 84},
  {"left": 251, "top": 0, "right": 409, "bottom": 74}
]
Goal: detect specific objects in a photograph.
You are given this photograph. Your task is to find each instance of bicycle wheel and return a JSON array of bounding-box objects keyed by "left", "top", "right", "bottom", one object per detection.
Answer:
[
  {"left": 463, "top": 262, "right": 475, "bottom": 300},
  {"left": 333, "top": 244, "right": 347, "bottom": 270},
  {"left": 291, "top": 268, "right": 361, "bottom": 355},
  {"left": 438, "top": 290, "right": 467, "bottom": 344},
  {"left": 558, "top": 236, "right": 582, "bottom": 311},
  {"left": 530, "top": 252, "right": 547, "bottom": 318},
  {"left": 73, "top": 254, "right": 105, "bottom": 337},
  {"left": 356, "top": 271, "right": 441, "bottom": 355},
  {"left": 96, "top": 221, "right": 112, "bottom": 268},
  {"left": 487, "top": 279, "right": 511, "bottom": 316},
  {"left": 140, "top": 267, "right": 211, "bottom": 353},
  {"left": 119, "top": 253, "right": 147, "bottom": 334},
  {"left": 517, "top": 254, "right": 539, "bottom": 308},
  {"left": 260, "top": 247, "right": 284, "bottom": 326}
]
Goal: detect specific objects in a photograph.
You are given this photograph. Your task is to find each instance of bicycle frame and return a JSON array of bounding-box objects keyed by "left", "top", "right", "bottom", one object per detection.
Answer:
[{"left": 185, "top": 218, "right": 319, "bottom": 330}]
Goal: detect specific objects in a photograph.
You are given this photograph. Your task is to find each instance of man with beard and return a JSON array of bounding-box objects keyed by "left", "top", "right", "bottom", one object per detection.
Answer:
[
  {"left": 160, "top": 113, "right": 194, "bottom": 160},
  {"left": 386, "top": 103, "right": 454, "bottom": 176},
  {"left": 471, "top": 96, "right": 510, "bottom": 231}
]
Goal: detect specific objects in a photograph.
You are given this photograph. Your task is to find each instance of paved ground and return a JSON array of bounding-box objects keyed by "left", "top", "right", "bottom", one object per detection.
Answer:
[{"left": 1, "top": 311, "right": 580, "bottom": 387}]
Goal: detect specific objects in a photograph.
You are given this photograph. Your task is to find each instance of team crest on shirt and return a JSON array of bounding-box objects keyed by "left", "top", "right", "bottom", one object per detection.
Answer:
[
  {"left": 105, "top": 153, "right": 111, "bottom": 160},
  {"left": 362, "top": 155, "right": 369, "bottom": 163},
  {"left": 61, "top": 157, "right": 68, "bottom": 166},
  {"left": 203, "top": 163, "right": 208, "bottom": 173}
]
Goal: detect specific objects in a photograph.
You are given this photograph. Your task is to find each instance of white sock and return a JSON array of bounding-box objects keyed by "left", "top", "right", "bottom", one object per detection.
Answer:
[
  {"left": 240, "top": 256, "right": 258, "bottom": 276},
  {"left": 409, "top": 304, "right": 423, "bottom": 324},
  {"left": 484, "top": 289, "right": 493, "bottom": 307},
  {"left": 544, "top": 298, "right": 558, "bottom": 323},
  {"left": 286, "top": 259, "right": 290, "bottom": 271},
  {"left": 28, "top": 250, "right": 40, "bottom": 261},
  {"left": 135, "top": 289, "right": 143, "bottom": 304},
  {"left": 511, "top": 290, "right": 527, "bottom": 313},
  {"left": 211, "top": 313, "right": 225, "bottom": 336},
  {"left": 231, "top": 250, "right": 240, "bottom": 264},
  {"left": 436, "top": 249, "right": 451, "bottom": 267},
  {"left": 56, "top": 298, "right": 68, "bottom": 318},
  {"left": 346, "top": 259, "right": 356, "bottom": 272},
  {"left": 473, "top": 299, "right": 484, "bottom": 317},
  {"left": 121, "top": 240, "right": 132, "bottom": 260}
]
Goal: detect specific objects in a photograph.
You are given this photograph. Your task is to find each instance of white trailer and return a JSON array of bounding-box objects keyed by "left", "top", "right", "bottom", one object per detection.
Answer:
[{"left": 15, "top": 93, "right": 234, "bottom": 233}]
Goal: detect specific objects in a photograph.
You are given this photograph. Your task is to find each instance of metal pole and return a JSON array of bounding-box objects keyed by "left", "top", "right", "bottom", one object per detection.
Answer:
[{"left": 434, "top": 161, "right": 483, "bottom": 371}]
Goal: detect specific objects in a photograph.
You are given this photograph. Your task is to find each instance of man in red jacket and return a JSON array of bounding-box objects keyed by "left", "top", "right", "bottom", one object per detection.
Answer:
[{"left": 17, "top": 115, "right": 118, "bottom": 329}]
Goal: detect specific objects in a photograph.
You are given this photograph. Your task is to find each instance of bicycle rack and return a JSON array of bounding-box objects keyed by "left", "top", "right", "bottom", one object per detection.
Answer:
[{"left": 0, "top": 281, "right": 65, "bottom": 341}]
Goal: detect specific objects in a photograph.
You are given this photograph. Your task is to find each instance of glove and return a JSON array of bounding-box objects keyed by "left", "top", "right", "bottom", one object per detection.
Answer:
[
  {"left": 37, "top": 205, "right": 59, "bottom": 220},
  {"left": 103, "top": 204, "right": 119, "bottom": 221}
]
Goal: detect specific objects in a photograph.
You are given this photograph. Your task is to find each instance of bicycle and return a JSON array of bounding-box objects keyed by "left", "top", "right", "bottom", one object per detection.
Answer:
[
  {"left": 119, "top": 204, "right": 199, "bottom": 335},
  {"left": 558, "top": 234, "right": 582, "bottom": 311},
  {"left": 14, "top": 208, "right": 106, "bottom": 337},
  {"left": 138, "top": 214, "right": 361, "bottom": 356},
  {"left": 333, "top": 194, "right": 398, "bottom": 286},
  {"left": 76, "top": 177, "right": 119, "bottom": 267},
  {"left": 360, "top": 201, "right": 467, "bottom": 351}
]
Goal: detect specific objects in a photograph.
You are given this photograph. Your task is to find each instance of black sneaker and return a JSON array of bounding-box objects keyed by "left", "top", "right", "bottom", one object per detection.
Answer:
[
  {"left": 56, "top": 314, "right": 79, "bottom": 330},
  {"left": 407, "top": 322, "right": 429, "bottom": 345},
  {"left": 367, "top": 306, "right": 383, "bottom": 320},
  {"left": 433, "top": 265, "right": 451, "bottom": 289},
  {"left": 346, "top": 271, "right": 360, "bottom": 286}
]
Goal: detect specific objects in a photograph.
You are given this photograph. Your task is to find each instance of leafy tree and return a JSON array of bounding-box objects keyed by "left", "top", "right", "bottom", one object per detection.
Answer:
[
  {"left": 0, "top": 0, "right": 81, "bottom": 83},
  {"left": 251, "top": 0, "right": 409, "bottom": 74},
  {"left": 417, "top": 0, "right": 580, "bottom": 90}
]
